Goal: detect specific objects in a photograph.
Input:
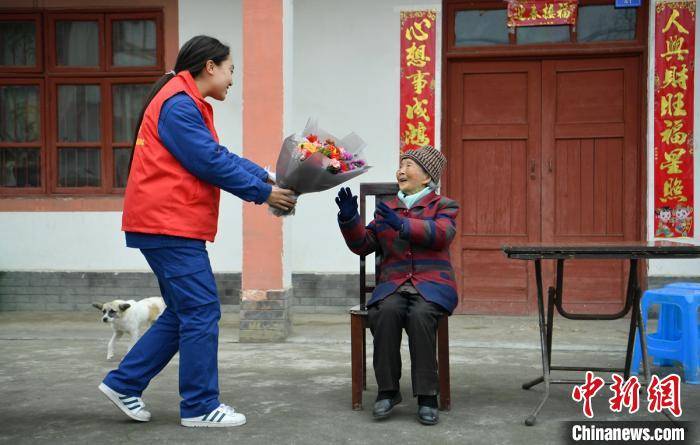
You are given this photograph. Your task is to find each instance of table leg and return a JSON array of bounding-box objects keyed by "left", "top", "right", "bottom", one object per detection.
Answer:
[
  {"left": 635, "top": 286, "right": 651, "bottom": 383},
  {"left": 522, "top": 375, "right": 544, "bottom": 389},
  {"left": 523, "top": 259, "right": 551, "bottom": 426},
  {"left": 546, "top": 289, "right": 555, "bottom": 367},
  {"left": 623, "top": 259, "right": 642, "bottom": 380},
  {"left": 547, "top": 261, "right": 562, "bottom": 368}
]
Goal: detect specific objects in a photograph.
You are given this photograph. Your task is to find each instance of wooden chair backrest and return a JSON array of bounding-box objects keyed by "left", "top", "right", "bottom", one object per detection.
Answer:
[{"left": 359, "top": 182, "right": 399, "bottom": 310}]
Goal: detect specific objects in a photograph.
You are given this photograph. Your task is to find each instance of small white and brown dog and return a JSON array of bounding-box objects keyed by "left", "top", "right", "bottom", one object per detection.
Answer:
[{"left": 92, "top": 297, "right": 166, "bottom": 360}]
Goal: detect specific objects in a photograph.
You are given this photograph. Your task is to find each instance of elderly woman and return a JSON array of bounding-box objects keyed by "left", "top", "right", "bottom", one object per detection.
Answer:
[{"left": 335, "top": 146, "right": 459, "bottom": 425}]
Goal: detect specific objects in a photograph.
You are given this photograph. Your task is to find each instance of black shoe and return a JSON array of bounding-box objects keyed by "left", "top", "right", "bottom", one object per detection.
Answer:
[
  {"left": 372, "top": 392, "right": 402, "bottom": 420},
  {"left": 417, "top": 405, "right": 439, "bottom": 425}
]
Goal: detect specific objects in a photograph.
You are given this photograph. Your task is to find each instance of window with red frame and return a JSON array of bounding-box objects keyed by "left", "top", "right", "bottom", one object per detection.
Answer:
[{"left": 0, "top": 10, "right": 163, "bottom": 195}]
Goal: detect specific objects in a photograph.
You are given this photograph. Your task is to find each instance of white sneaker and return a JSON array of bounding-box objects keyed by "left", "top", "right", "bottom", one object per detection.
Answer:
[
  {"left": 181, "top": 403, "right": 247, "bottom": 428},
  {"left": 98, "top": 382, "right": 151, "bottom": 422}
]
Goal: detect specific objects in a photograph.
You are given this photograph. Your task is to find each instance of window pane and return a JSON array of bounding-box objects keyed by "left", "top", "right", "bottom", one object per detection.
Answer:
[
  {"left": 112, "top": 20, "right": 157, "bottom": 66},
  {"left": 56, "top": 21, "right": 99, "bottom": 67},
  {"left": 112, "top": 84, "right": 150, "bottom": 142},
  {"left": 113, "top": 147, "right": 131, "bottom": 188},
  {"left": 578, "top": 5, "right": 636, "bottom": 42},
  {"left": 0, "top": 21, "right": 36, "bottom": 66},
  {"left": 58, "top": 85, "right": 101, "bottom": 142},
  {"left": 0, "top": 85, "right": 40, "bottom": 142},
  {"left": 455, "top": 10, "right": 509, "bottom": 46},
  {"left": 58, "top": 148, "right": 100, "bottom": 187},
  {"left": 0, "top": 148, "right": 40, "bottom": 187},
  {"left": 517, "top": 25, "right": 570, "bottom": 44}
]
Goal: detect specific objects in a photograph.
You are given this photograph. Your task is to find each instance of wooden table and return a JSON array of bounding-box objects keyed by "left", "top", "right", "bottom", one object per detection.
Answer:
[{"left": 502, "top": 241, "right": 700, "bottom": 426}]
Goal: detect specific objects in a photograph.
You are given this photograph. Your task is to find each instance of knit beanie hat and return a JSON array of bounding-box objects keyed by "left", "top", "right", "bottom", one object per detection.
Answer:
[{"left": 400, "top": 145, "right": 447, "bottom": 184}]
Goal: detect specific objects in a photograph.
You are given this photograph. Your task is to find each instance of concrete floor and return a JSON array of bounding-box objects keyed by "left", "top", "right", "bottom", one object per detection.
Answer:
[{"left": 0, "top": 312, "right": 697, "bottom": 444}]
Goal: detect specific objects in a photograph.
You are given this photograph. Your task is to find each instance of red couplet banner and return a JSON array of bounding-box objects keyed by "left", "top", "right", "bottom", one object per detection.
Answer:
[
  {"left": 654, "top": 1, "right": 695, "bottom": 238},
  {"left": 400, "top": 10, "right": 437, "bottom": 153}
]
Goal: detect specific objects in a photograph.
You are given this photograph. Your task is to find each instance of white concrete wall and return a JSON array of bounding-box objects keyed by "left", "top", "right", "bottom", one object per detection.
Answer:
[
  {"left": 647, "top": 0, "right": 700, "bottom": 275},
  {"left": 288, "top": 0, "right": 441, "bottom": 273},
  {"left": 0, "top": 0, "right": 244, "bottom": 272},
  {"left": 0, "top": 212, "right": 146, "bottom": 271}
]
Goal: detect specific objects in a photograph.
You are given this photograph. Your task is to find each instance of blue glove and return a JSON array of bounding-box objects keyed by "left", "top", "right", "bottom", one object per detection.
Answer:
[
  {"left": 335, "top": 187, "right": 358, "bottom": 221},
  {"left": 376, "top": 201, "right": 404, "bottom": 231}
]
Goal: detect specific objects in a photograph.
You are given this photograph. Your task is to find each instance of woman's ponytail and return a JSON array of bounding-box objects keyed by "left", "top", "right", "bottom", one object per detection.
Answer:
[{"left": 126, "top": 71, "right": 177, "bottom": 173}]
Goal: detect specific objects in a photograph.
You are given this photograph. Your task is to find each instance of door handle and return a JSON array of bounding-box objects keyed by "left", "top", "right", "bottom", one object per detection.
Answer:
[
  {"left": 548, "top": 159, "right": 553, "bottom": 173},
  {"left": 530, "top": 160, "right": 536, "bottom": 180}
]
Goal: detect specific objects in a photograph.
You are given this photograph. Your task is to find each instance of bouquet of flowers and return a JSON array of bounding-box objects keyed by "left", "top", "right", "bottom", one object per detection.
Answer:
[
  {"left": 297, "top": 134, "right": 367, "bottom": 173},
  {"left": 272, "top": 118, "right": 371, "bottom": 216}
]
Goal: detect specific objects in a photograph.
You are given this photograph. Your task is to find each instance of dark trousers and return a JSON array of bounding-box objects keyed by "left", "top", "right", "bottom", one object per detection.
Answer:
[{"left": 367, "top": 285, "right": 446, "bottom": 396}]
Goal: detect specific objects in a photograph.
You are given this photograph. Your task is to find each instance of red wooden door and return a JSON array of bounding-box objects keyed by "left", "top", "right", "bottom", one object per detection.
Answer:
[
  {"left": 448, "top": 61, "right": 542, "bottom": 315},
  {"left": 447, "top": 56, "right": 642, "bottom": 315},
  {"left": 541, "top": 57, "right": 641, "bottom": 314}
]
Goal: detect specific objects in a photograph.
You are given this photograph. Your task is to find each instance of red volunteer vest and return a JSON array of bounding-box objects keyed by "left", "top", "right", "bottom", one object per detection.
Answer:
[{"left": 122, "top": 71, "right": 221, "bottom": 242}]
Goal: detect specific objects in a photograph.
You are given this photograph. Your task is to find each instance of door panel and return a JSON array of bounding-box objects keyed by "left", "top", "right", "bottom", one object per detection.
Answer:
[
  {"left": 449, "top": 61, "right": 541, "bottom": 315},
  {"left": 462, "top": 140, "right": 528, "bottom": 236},
  {"left": 554, "top": 138, "right": 624, "bottom": 236},
  {"left": 448, "top": 56, "right": 642, "bottom": 315},
  {"left": 462, "top": 72, "right": 529, "bottom": 125},
  {"left": 541, "top": 57, "right": 640, "bottom": 314}
]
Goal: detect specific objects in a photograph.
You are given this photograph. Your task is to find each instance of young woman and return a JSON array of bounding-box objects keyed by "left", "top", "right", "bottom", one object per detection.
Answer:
[
  {"left": 335, "top": 146, "right": 459, "bottom": 426},
  {"left": 98, "top": 35, "right": 296, "bottom": 428}
]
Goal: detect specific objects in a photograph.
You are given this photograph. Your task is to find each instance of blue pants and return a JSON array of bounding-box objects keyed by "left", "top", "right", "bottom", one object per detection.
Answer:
[{"left": 103, "top": 245, "right": 221, "bottom": 418}]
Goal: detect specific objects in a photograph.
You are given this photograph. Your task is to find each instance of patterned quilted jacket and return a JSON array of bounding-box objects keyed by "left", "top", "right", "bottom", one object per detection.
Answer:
[{"left": 338, "top": 191, "right": 460, "bottom": 313}]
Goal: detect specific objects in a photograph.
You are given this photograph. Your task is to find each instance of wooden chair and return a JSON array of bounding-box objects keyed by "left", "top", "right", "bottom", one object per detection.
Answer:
[{"left": 349, "top": 182, "right": 451, "bottom": 411}]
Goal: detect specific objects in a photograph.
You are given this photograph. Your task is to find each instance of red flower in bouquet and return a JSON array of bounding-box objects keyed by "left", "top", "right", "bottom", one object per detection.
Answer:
[
  {"left": 330, "top": 148, "right": 341, "bottom": 160},
  {"left": 307, "top": 134, "right": 318, "bottom": 143}
]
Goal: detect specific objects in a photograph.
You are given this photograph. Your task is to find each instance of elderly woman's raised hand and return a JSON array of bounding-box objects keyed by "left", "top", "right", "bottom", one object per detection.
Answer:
[
  {"left": 335, "top": 187, "right": 358, "bottom": 221},
  {"left": 375, "top": 201, "right": 404, "bottom": 231}
]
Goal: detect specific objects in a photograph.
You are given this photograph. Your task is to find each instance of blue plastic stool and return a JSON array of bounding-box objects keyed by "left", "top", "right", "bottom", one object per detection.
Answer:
[
  {"left": 653, "top": 283, "right": 700, "bottom": 366},
  {"left": 631, "top": 287, "right": 700, "bottom": 384}
]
